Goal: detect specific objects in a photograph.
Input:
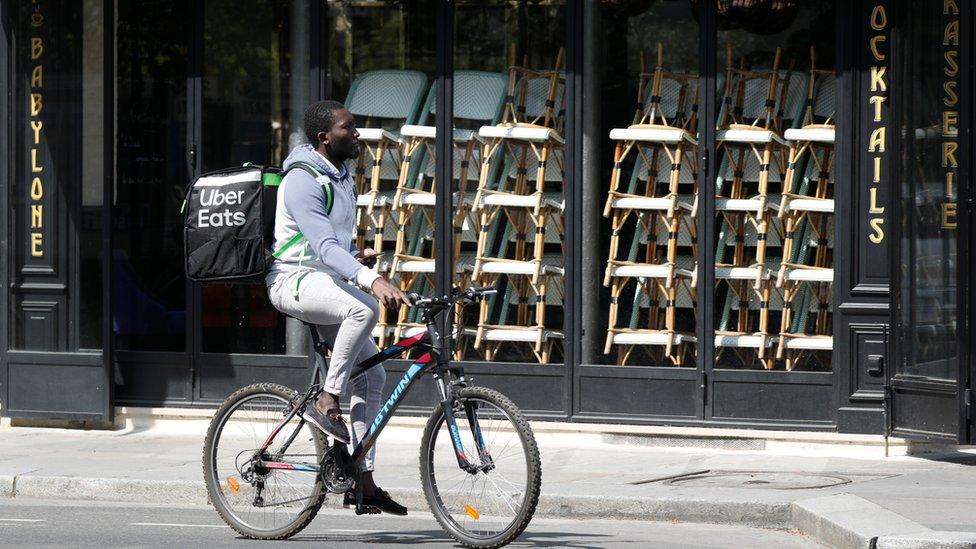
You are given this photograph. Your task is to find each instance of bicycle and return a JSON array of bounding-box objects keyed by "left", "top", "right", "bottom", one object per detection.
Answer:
[{"left": 202, "top": 286, "right": 541, "bottom": 549}]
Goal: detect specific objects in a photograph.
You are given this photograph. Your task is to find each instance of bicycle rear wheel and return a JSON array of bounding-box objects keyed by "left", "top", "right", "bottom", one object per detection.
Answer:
[
  {"left": 202, "top": 383, "right": 327, "bottom": 540},
  {"left": 420, "top": 386, "right": 541, "bottom": 549}
]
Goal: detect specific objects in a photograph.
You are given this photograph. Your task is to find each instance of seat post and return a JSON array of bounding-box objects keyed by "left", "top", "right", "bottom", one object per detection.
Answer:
[{"left": 305, "top": 322, "right": 329, "bottom": 387}]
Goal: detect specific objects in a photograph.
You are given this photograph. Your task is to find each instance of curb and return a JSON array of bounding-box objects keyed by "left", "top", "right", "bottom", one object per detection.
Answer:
[
  {"left": 0, "top": 474, "right": 789, "bottom": 527},
  {"left": 792, "top": 494, "right": 976, "bottom": 549},
  {"left": 4, "top": 474, "right": 974, "bottom": 547}
]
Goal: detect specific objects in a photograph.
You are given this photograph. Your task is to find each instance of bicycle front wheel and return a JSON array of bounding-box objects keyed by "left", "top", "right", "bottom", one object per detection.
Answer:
[
  {"left": 202, "top": 383, "right": 327, "bottom": 540},
  {"left": 420, "top": 386, "right": 541, "bottom": 549}
]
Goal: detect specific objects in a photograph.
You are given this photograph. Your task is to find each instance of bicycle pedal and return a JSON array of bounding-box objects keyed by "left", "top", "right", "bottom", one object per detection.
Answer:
[{"left": 355, "top": 504, "right": 381, "bottom": 515}]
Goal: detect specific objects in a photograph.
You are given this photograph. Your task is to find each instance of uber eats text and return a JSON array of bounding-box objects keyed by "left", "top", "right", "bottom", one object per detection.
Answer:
[{"left": 196, "top": 188, "right": 246, "bottom": 227}]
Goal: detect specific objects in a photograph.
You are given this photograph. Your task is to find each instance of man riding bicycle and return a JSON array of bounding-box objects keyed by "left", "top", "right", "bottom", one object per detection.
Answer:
[{"left": 266, "top": 99, "right": 410, "bottom": 515}]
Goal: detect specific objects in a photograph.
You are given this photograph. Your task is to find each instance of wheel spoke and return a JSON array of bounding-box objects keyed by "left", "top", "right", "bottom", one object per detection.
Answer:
[
  {"left": 204, "top": 386, "right": 326, "bottom": 539},
  {"left": 421, "top": 388, "right": 539, "bottom": 547}
]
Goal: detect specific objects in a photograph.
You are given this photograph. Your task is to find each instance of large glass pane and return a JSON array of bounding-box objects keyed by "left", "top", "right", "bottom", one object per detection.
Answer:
[
  {"left": 9, "top": 0, "right": 103, "bottom": 351},
  {"left": 323, "top": 1, "right": 435, "bottom": 350},
  {"left": 713, "top": 1, "right": 835, "bottom": 371},
  {"left": 445, "top": 1, "right": 566, "bottom": 364},
  {"left": 897, "top": 1, "right": 958, "bottom": 381},
  {"left": 115, "top": 0, "right": 188, "bottom": 351},
  {"left": 588, "top": 1, "right": 700, "bottom": 368},
  {"left": 200, "top": 0, "right": 314, "bottom": 354}
]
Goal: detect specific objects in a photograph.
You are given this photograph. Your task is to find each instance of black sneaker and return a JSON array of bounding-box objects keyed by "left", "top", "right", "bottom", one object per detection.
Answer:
[
  {"left": 301, "top": 406, "right": 350, "bottom": 443},
  {"left": 344, "top": 487, "right": 408, "bottom": 516}
]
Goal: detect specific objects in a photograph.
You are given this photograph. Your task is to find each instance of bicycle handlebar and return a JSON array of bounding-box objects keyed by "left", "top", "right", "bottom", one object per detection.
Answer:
[{"left": 405, "top": 287, "right": 497, "bottom": 309}]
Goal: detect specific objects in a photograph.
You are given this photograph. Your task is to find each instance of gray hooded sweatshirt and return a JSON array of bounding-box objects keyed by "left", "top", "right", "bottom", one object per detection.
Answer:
[{"left": 265, "top": 144, "right": 379, "bottom": 292}]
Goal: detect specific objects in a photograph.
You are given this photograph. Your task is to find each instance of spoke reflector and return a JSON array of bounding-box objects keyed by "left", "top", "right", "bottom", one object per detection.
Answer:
[
  {"left": 464, "top": 504, "right": 481, "bottom": 520},
  {"left": 227, "top": 476, "right": 241, "bottom": 493}
]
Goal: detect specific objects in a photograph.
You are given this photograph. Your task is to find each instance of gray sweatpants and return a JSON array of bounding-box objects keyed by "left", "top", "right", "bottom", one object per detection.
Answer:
[{"left": 268, "top": 269, "right": 386, "bottom": 472}]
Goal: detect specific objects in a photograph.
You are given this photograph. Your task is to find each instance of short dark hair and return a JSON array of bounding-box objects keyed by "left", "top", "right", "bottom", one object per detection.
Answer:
[{"left": 303, "top": 100, "right": 345, "bottom": 144}]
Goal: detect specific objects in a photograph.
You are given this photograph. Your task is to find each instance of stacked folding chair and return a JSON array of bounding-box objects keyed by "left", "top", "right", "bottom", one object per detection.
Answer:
[
  {"left": 344, "top": 70, "right": 428, "bottom": 256},
  {"left": 344, "top": 70, "right": 428, "bottom": 345},
  {"left": 775, "top": 49, "right": 836, "bottom": 369},
  {"left": 603, "top": 45, "right": 700, "bottom": 365},
  {"left": 390, "top": 70, "right": 508, "bottom": 350},
  {"left": 712, "top": 45, "right": 808, "bottom": 368},
  {"left": 713, "top": 220, "right": 782, "bottom": 368},
  {"left": 470, "top": 49, "right": 566, "bottom": 363}
]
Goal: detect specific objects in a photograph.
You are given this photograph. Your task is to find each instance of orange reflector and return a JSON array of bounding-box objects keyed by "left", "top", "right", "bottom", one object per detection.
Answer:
[
  {"left": 227, "top": 476, "right": 241, "bottom": 493},
  {"left": 464, "top": 504, "right": 480, "bottom": 520}
]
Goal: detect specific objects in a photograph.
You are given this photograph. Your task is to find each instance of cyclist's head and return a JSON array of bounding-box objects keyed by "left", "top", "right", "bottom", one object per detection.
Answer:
[
  {"left": 304, "top": 100, "right": 360, "bottom": 161},
  {"left": 303, "top": 100, "right": 345, "bottom": 144}
]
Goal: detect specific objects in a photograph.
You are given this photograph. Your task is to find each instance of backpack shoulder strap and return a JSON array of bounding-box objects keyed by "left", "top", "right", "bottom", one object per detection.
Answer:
[{"left": 284, "top": 161, "right": 334, "bottom": 215}]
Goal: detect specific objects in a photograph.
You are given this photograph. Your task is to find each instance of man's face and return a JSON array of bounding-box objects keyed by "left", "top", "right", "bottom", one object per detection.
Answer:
[{"left": 320, "top": 108, "right": 360, "bottom": 161}]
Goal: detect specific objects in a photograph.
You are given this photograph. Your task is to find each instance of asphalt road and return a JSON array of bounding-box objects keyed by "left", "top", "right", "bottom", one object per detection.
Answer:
[{"left": 0, "top": 498, "right": 821, "bottom": 548}]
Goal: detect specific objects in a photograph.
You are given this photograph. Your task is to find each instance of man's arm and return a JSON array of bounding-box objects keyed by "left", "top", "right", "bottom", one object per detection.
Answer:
[{"left": 284, "top": 172, "right": 380, "bottom": 288}]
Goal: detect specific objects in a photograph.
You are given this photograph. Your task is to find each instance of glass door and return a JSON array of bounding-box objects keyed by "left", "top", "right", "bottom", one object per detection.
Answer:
[
  {"left": 194, "top": 0, "right": 317, "bottom": 401},
  {"left": 890, "top": 0, "right": 967, "bottom": 442},
  {"left": 705, "top": 0, "right": 837, "bottom": 425},
  {"left": 114, "top": 0, "right": 191, "bottom": 404}
]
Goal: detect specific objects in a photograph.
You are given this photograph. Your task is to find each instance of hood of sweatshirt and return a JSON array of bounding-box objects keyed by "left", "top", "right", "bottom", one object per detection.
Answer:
[{"left": 282, "top": 143, "right": 345, "bottom": 180}]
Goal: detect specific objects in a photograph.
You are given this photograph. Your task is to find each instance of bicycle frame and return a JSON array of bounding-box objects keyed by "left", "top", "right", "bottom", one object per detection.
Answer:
[{"left": 256, "top": 315, "right": 489, "bottom": 478}]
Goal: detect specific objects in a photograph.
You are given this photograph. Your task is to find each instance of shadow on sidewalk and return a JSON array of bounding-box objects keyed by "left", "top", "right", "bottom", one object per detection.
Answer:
[{"left": 289, "top": 528, "right": 613, "bottom": 547}]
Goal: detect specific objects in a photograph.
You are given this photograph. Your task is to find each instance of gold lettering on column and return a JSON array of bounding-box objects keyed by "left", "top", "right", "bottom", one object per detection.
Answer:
[
  {"left": 30, "top": 92, "right": 42, "bottom": 116},
  {"left": 870, "top": 95, "right": 885, "bottom": 121},
  {"left": 942, "top": 4, "right": 959, "bottom": 228},
  {"left": 943, "top": 202, "right": 958, "bottom": 228},
  {"left": 26, "top": 5, "right": 46, "bottom": 259},
  {"left": 30, "top": 177, "right": 43, "bottom": 200},
  {"left": 870, "top": 188, "right": 886, "bottom": 213},
  {"left": 945, "top": 51, "right": 958, "bottom": 75},
  {"left": 943, "top": 111, "right": 958, "bottom": 136},
  {"left": 871, "top": 5, "right": 888, "bottom": 29},
  {"left": 31, "top": 205, "right": 43, "bottom": 228},
  {"left": 870, "top": 36, "right": 887, "bottom": 60},
  {"left": 30, "top": 233, "right": 43, "bottom": 257},
  {"left": 870, "top": 66, "right": 887, "bottom": 91},
  {"left": 867, "top": 2, "right": 888, "bottom": 245},
  {"left": 30, "top": 149, "right": 43, "bottom": 172},
  {"left": 944, "top": 81, "right": 958, "bottom": 105},
  {"left": 869, "top": 219, "right": 885, "bottom": 243},
  {"left": 868, "top": 127, "right": 886, "bottom": 152}
]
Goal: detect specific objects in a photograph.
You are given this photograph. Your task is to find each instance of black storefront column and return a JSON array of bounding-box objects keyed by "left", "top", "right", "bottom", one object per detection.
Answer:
[
  {"left": 832, "top": 0, "right": 892, "bottom": 434},
  {"left": 1, "top": 0, "right": 113, "bottom": 423}
]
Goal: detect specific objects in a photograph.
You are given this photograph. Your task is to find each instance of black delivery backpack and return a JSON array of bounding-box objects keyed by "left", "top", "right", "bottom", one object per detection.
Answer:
[{"left": 182, "top": 162, "right": 332, "bottom": 283}]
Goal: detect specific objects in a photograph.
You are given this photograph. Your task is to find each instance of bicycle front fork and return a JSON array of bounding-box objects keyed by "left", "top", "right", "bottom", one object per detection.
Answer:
[{"left": 433, "top": 372, "right": 494, "bottom": 474}]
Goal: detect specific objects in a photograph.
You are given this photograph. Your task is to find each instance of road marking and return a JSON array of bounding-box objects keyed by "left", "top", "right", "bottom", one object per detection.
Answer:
[
  {"left": 0, "top": 519, "right": 45, "bottom": 523},
  {"left": 130, "top": 523, "right": 227, "bottom": 529}
]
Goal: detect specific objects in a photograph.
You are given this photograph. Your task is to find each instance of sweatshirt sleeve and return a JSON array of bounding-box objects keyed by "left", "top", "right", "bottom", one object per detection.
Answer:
[{"left": 283, "top": 172, "right": 369, "bottom": 281}]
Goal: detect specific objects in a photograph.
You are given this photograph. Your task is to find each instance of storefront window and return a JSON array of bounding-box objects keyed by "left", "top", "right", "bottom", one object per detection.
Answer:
[
  {"left": 115, "top": 0, "right": 188, "bottom": 352},
  {"left": 446, "top": 1, "right": 566, "bottom": 364},
  {"left": 588, "top": 0, "right": 700, "bottom": 368},
  {"left": 322, "top": 0, "right": 436, "bottom": 351},
  {"left": 714, "top": 1, "right": 835, "bottom": 372},
  {"left": 200, "top": 0, "right": 313, "bottom": 354},
  {"left": 9, "top": 0, "right": 104, "bottom": 351},
  {"left": 897, "top": 1, "right": 959, "bottom": 382}
]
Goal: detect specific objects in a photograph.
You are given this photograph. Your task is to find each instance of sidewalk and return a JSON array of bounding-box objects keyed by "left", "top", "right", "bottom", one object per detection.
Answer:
[{"left": 1, "top": 414, "right": 974, "bottom": 548}]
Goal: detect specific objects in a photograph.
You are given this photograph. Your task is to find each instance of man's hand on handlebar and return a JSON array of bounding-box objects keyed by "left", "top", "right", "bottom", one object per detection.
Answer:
[{"left": 370, "top": 277, "right": 412, "bottom": 310}]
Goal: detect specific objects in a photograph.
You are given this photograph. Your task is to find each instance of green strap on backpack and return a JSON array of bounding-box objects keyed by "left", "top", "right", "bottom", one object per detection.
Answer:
[{"left": 265, "top": 161, "right": 334, "bottom": 259}]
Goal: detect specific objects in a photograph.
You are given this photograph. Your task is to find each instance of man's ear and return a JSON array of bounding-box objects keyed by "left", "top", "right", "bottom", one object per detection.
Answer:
[{"left": 316, "top": 130, "right": 329, "bottom": 146}]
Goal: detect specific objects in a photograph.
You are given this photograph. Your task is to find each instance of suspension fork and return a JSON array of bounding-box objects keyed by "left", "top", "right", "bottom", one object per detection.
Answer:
[{"left": 434, "top": 366, "right": 491, "bottom": 474}]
